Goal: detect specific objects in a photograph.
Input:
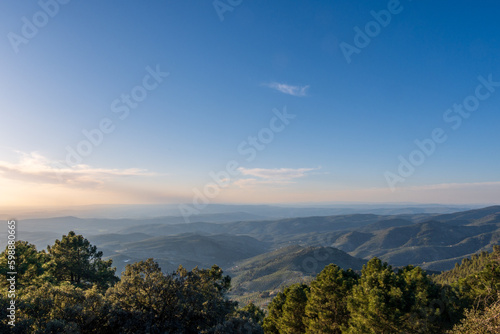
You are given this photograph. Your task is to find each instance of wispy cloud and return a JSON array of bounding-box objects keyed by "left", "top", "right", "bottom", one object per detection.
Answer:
[
  {"left": 232, "top": 178, "right": 292, "bottom": 188},
  {"left": 238, "top": 167, "right": 317, "bottom": 180},
  {"left": 0, "top": 151, "right": 153, "bottom": 188},
  {"left": 263, "top": 82, "right": 310, "bottom": 97},
  {"left": 234, "top": 167, "right": 318, "bottom": 188}
]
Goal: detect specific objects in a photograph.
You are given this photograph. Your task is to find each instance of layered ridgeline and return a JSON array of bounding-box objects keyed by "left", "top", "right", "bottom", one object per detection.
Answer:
[
  {"left": 7, "top": 205, "right": 500, "bottom": 277},
  {"left": 1, "top": 232, "right": 499, "bottom": 333},
  {"left": 227, "top": 245, "right": 366, "bottom": 306}
]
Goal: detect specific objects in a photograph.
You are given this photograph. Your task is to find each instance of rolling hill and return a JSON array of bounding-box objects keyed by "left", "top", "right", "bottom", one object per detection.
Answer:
[
  {"left": 227, "top": 245, "right": 366, "bottom": 306},
  {"left": 92, "top": 233, "right": 270, "bottom": 275},
  {"left": 5, "top": 205, "right": 500, "bottom": 290}
]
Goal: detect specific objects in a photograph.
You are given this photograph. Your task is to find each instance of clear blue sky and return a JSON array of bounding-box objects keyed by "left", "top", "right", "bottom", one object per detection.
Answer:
[{"left": 1, "top": 0, "right": 499, "bottom": 208}]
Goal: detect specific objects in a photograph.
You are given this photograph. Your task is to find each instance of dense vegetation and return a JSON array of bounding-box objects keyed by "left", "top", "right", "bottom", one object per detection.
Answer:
[
  {"left": 0, "top": 232, "right": 264, "bottom": 333},
  {"left": 0, "top": 232, "right": 499, "bottom": 333},
  {"left": 264, "top": 245, "right": 500, "bottom": 333}
]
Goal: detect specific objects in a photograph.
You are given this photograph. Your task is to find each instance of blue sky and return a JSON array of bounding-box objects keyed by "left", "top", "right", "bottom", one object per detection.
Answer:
[{"left": 0, "top": 0, "right": 499, "bottom": 208}]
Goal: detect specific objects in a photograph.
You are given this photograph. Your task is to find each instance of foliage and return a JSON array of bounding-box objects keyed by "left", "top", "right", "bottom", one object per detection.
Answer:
[
  {"left": 210, "top": 303, "right": 265, "bottom": 334},
  {"left": 260, "top": 254, "right": 495, "bottom": 334},
  {"left": 0, "top": 232, "right": 263, "bottom": 333},
  {"left": 346, "top": 258, "right": 406, "bottom": 333},
  {"left": 462, "top": 246, "right": 500, "bottom": 306},
  {"left": 105, "top": 259, "right": 241, "bottom": 333},
  {"left": 2, "top": 230, "right": 500, "bottom": 333},
  {"left": 239, "top": 302, "right": 266, "bottom": 326},
  {"left": 304, "top": 264, "right": 359, "bottom": 334},
  {"left": 12, "top": 283, "right": 110, "bottom": 333},
  {"left": 0, "top": 241, "right": 47, "bottom": 289},
  {"left": 449, "top": 293, "right": 500, "bottom": 333},
  {"left": 44, "top": 231, "right": 118, "bottom": 290},
  {"left": 345, "top": 260, "right": 453, "bottom": 333},
  {"left": 277, "top": 283, "right": 309, "bottom": 334},
  {"left": 433, "top": 247, "right": 499, "bottom": 286},
  {"left": 262, "top": 289, "right": 287, "bottom": 334}
]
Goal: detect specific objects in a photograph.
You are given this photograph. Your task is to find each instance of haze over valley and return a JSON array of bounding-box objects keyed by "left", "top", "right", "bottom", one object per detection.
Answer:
[{"left": 4, "top": 204, "right": 500, "bottom": 306}]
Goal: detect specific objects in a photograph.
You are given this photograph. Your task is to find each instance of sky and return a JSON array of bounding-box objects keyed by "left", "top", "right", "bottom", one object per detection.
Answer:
[{"left": 0, "top": 0, "right": 499, "bottom": 211}]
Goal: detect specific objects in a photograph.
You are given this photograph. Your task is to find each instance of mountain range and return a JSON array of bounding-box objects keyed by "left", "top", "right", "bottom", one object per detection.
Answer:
[{"left": 3, "top": 204, "right": 500, "bottom": 304}]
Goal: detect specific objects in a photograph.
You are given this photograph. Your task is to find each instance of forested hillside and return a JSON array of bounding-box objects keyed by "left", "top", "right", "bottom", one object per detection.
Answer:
[
  {"left": 228, "top": 245, "right": 366, "bottom": 306},
  {"left": 264, "top": 245, "right": 500, "bottom": 333},
  {"left": 0, "top": 233, "right": 263, "bottom": 333},
  {"left": 1, "top": 232, "right": 499, "bottom": 333}
]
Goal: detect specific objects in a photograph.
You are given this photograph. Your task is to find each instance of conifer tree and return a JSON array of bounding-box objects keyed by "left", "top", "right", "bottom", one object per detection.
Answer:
[
  {"left": 277, "top": 283, "right": 309, "bottom": 334},
  {"left": 305, "top": 264, "right": 358, "bottom": 334},
  {"left": 346, "top": 258, "right": 404, "bottom": 333},
  {"left": 263, "top": 290, "right": 287, "bottom": 334},
  {"left": 0, "top": 241, "right": 47, "bottom": 289},
  {"left": 45, "top": 231, "right": 118, "bottom": 290}
]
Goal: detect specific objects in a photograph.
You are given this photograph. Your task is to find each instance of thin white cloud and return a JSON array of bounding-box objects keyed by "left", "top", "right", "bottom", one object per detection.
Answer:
[
  {"left": 264, "top": 82, "right": 310, "bottom": 97},
  {"left": 0, "top": 151, "right": 153, "bottom": 187},
  {"left": 234, "top": 167, "right": 318, "bottom": 188},
  {"left": 233, "top": 178, "right": 292, "bottom": 188},
  {"left": 238, "top": 167, "right": 317, "bottom": 180}
]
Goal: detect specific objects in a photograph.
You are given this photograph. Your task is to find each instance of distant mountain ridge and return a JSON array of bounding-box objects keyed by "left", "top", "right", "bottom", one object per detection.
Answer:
[
  {"left": 3, "top": 205, "right": 500, "bottom": 309},
  {"left": 4, "top": 205, "right": 500, "bottom": 278},
  {"left": 3, "top": 202, "right": 477, "bottom": 219}
]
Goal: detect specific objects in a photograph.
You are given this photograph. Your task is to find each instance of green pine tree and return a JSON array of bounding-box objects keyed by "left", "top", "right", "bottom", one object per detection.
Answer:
[
  {"left": 263, "top": 290, "right": 287, "bottom": 334},
  {"left": 44, "top": 231, "right": 118, "bottom": 290},
  {"left": 346, "top": 258, "right": 405, "bottom": 333},
  {"left": 305, "top": 264, "right": 359, "bottom": 334},
  {"left": 277, "top": 283, "right": 309, "bottom": 334}
]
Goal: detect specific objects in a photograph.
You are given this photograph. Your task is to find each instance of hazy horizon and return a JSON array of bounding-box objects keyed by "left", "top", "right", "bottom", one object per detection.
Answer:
[{"left": 0, "top": 202, "right": 492, "bottom": 220}]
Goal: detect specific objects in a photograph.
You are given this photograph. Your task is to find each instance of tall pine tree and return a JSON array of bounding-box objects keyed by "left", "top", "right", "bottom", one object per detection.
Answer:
[{"left": 305, "top": 264, "right": 359, "bottom": 334}]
